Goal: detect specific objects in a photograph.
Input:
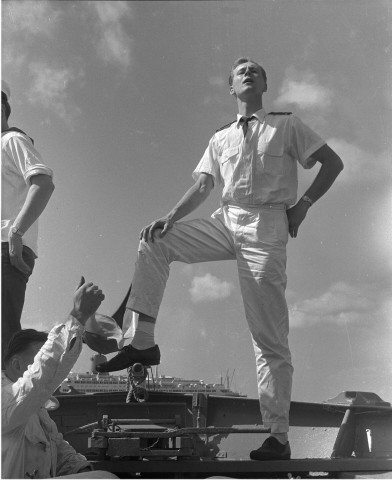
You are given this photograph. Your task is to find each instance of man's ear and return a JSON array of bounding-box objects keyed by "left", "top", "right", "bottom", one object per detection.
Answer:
[
  {"left": 229, "top": 86, "right": 236, "bottom": 96},
  {"left": 10, "top": 356, "right": 21, "bottom": 374}
]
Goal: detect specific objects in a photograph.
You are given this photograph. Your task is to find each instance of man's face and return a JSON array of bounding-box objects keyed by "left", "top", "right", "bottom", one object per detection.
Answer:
[{"left": 230, "top": 62, "right": 267, "bottom": 98}]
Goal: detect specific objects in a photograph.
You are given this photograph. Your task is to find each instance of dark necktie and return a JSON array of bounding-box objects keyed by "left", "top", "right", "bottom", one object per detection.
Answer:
[{"left": 240, "top": 115, "right": 256, "bottom": 137}]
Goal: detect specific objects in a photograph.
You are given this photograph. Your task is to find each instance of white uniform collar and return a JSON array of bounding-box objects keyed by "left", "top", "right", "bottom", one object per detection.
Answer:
[{"left": 236, "top": 108, "right": 266, "bottom": 126}]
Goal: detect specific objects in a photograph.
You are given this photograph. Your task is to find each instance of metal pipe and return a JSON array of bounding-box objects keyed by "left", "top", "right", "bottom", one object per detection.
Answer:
[{"left": 92, "top": 426, "right": 271, "bottom": 439}]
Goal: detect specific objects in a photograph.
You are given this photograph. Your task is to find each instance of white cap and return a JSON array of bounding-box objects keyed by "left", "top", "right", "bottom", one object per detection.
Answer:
[
  {"left": 83, "top": 313, "right": 124, "bottom": 354},
  {"left": 2, "top": 80, "right": 11, "bottom": 100}
]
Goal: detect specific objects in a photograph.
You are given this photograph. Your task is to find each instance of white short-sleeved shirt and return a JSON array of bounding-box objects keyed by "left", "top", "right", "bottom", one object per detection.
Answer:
[
  {"left": 1, "top": 131, "right": 53, "bottom": 256},
  {"left": 193, "top": 108, "right": 326, "bottom": 207}
]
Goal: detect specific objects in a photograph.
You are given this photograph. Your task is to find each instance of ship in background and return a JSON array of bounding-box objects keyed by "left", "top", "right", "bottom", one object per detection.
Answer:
[
  {"left": 56, "top": 353, "right": 245, "bottom": 397},
  {"left": 56, "top": 372, "right": 245, "bottom": 397}
]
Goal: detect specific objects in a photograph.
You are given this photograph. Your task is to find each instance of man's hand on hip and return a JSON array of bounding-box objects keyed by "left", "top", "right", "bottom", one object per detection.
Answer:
[
  {"left": 286, "top": 200, "right": 311, "bottom": 238},
  {"left": 8, "top": 232, "right": 32, "bottom": 276},
  {"left": 70, "top": 276, "right": 105, "bottom": 326}
]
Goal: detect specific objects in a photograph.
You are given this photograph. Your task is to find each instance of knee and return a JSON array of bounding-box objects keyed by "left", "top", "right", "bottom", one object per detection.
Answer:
[
  {"left": 138, "top": 237, "right": 171, "bottom": 264},
  {"left": 138, "top": 238, "right": 161, "bottom": 254}
]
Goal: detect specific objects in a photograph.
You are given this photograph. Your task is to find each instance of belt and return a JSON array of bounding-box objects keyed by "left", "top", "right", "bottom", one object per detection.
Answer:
[{"left": 221, "top": 201, "right": 287, "bottom": 210}]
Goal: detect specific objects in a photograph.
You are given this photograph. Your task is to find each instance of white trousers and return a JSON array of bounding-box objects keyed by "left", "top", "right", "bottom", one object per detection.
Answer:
[{"left": 128, "top": 204, "right": 293, "bottom": 433}]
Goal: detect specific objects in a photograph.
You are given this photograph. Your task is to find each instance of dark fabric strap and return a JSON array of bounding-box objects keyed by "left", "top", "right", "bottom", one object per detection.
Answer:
[
  {"left": 239, "top": 115, "right": 256, "bottom": 136},
  {"left": 2, "top": 127, "right": 34, "bottom": 144}
]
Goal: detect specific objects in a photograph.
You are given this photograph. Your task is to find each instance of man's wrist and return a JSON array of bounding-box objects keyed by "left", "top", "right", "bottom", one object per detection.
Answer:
[
  {"left": 69, "top": 309, "right": 89, "bottom": 326},
  {"left": 9, "top": 225, "right": 25, "bottom": 237},
  {"left": 166, "top": 211, "right": 175, "bottom": 223},
  {"left": 300, "top": 195, "right": 313, "bottom": 208}
]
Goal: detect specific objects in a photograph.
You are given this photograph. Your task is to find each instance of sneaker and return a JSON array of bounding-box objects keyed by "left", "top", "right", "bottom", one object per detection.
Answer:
[
  {"left": 250, "top": 436, "right": 291, "bottom": 461},
  {"left": 95, "top": 344, "right": 160, "bottom": 373}
]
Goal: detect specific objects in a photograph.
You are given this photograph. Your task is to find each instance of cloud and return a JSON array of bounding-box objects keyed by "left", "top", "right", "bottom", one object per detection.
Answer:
[
  {"left": 2, "top": 0, "right": 60, "bottom": 37},
  {"left": 2, "top": 1, "right": 61, "bottom": 72},
  {"left": 2, "top": 1, "right": 84, "bottom": 127},
  {"left": 202, "top": 93, "right": 226, "bottom": 106},
  {"left": 2, "top": 1, "right": 133, "bottom": 73},
  {"left": 386, "top": 58, "right": 392, "bottom": 110},
  {"left": 91, "top": 1, "right": 133, "bottom": 69},
  {"left": 202, "top": 77, "right": 227, "bottom": 106},
  {"left": 1, "top": 50, "right": 27, "bottom": 70},
  {"left": 289, "top": 281, "right": 390, "bottom": 328},
  {"left": 27, "top": 62, "right": 83, "bottom": 124},
  {"left": 190, "top": 273, "right": 234, "bottom": 302},
  {"left": 274, "top": 67, "right": 333, "bottom": 110},
  {"left": 208, "top": 76, "right": 225, "bottom": 88},
  {"left": 326, "top": 138, "right": 390, "bottom": 185}
]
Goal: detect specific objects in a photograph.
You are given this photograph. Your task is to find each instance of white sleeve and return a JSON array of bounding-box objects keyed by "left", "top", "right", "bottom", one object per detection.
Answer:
[
  {"left": 192, "top": 136, "right": 221, "bottom": 186},
  {"left": 1, "top": 317, "right": 84, "bottom": 433},
  {"left": 289, "top": 115, "right": 326, "bottom": 169},
  {"left": 5, "top": 134, "right": 53, "bottom": 184}
]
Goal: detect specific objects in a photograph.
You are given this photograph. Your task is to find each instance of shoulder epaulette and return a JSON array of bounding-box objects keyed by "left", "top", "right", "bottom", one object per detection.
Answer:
[
  {"left": 268, "top": 112, "right": 292, "bottom": 115},
  {"left": 215, "top": 120, "right": 236, "bottom": 133},
  {"left": 1, "top": 127, "right": 34, "bottom": 144}
]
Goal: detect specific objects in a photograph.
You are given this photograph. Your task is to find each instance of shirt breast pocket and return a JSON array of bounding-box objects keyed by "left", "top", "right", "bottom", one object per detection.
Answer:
[
  {"left": 220, "top": 146, "right": 239, "bottom": 164},
  {"left": 258, "top": 140, "right": 286, "bottom": 175},
  {"left": 219, "top": 146, "right": 239, "bottom": 177}
]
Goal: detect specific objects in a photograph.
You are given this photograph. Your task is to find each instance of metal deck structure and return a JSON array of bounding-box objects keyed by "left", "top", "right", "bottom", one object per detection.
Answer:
[{"left": 51, "top": 390, "right": 392, "bottom": 478}]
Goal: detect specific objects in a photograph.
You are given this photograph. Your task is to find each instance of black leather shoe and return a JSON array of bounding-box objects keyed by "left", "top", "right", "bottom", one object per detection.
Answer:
[
  {"left": 95, "top": 344, "right": 160, "bottom": 372},
  {"left": 250, "top": 436, "right": 291, "bottom": 461}
]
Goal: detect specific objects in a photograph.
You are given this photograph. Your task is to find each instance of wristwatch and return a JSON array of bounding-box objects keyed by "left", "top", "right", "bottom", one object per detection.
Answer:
[
  {"left": 10, "top": 226, "right": 25, "bottom": 237},
  {"left": 301, "top": 195, "right": 313, "bottom": 207}
]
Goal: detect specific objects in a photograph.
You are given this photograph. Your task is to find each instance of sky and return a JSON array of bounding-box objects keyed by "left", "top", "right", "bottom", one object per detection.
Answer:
[{"left": 2, "top": 0, "right": 392, "bottom": 403}]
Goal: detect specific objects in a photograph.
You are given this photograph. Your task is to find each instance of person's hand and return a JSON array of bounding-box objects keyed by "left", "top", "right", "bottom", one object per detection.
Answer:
[
  {"left": 140, "top": 216, "right": 173, "bottom": 243},
  {"left": 8, "top": 232, "right": 32, "bottom": 276},
  {"left": 70, "top": 277, "right": 105, "bottom": 326},
  {"left": 286, "top": 200, "right": 310, "bottom": 238}
]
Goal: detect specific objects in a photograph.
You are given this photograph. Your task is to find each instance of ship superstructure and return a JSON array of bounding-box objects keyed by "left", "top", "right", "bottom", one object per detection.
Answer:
[{"left": 57, "top": 372, "right": 245, "bottom": 397}]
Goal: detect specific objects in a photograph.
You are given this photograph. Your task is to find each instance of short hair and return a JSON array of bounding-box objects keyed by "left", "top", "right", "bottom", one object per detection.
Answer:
[
  {"left": 228, "top": 57, "right": 267, "bottom": 86},
  {"left": 3, "top": 329, "right": 48, "bottom": 365},
  {"left": 1, "top": 91, "right": 11, "bottom": 120}
]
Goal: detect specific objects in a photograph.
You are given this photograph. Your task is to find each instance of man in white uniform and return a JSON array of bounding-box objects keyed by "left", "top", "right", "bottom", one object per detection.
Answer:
[
  {"left": 96, "top": 57, "right": 344, "bottom": 460},
  {"left": 2, "top": 277, "right": 117, "bottom": 479},
  {"left": 1, "top": 80, "right": 55, "bottom": 358}
]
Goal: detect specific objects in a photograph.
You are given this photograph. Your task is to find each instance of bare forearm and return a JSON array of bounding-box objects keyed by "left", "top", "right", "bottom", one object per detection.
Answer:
[
  {"left": 303, "top": 145, "right": 344, "bottom": 204},
  {"left": 287, "top": 146, "right": 343, "bottom": 238},
  {"left": 13, "top": 175, "right": 54, "bottom": 232},
  {"left": 141, "top": 174, "right": 214, "bottom": 242},
  {"left": 167, "top": 176, "right": 212, "bottom": 223}
]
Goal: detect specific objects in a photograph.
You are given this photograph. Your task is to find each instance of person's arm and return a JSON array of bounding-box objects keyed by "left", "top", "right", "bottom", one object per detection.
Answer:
[
  {"left": 141, "top": 172, "right": 214, "bottom": 242},
  {"left": 55, "top": 429, "right": 93, "bottom": 476},
  {"left": 1, "top": 278, "right": 104, "bottom": 433},
  {"left": 8, "top": 173, "right": 55, "bottom": 275},
  {"left": 287, "top": 144, "right": 344, "bottom": 238}
]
